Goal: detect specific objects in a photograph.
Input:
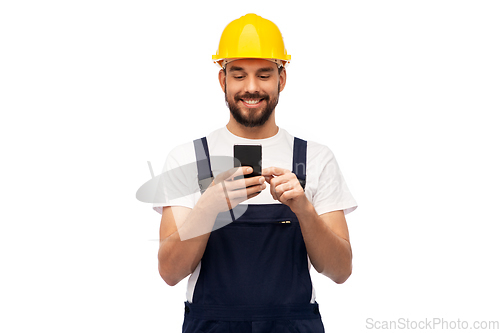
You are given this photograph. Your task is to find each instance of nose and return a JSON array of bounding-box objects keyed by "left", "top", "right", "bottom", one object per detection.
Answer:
[{"left": 244, "top": 75, "right": 260, "bottom": 94}]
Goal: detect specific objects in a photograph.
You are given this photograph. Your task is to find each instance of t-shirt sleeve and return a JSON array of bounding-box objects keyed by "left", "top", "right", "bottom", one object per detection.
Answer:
[
  {"left": 152, "top": 144, "right": 199, "bottom": 214},
  {"left": 311, "top": 146, "right": 358, "bottom": 216}
]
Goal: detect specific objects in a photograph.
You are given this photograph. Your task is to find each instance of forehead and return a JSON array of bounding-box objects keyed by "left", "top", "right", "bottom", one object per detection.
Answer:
[{"left": 226, "top": 59, "right": 277, "bottom": 72}]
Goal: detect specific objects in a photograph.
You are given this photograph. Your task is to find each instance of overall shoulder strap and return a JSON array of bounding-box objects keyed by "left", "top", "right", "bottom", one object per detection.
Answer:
[
  {"left": 193, "top": 137, "right": 213, "bottom": 194},
  {"left": 292, "top": 137, "right": 307, "bottom": 190}
]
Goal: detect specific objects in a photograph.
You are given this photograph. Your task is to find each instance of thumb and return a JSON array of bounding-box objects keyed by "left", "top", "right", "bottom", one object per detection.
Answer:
[{"left": 264, "top": 175, "right": 273, "bottom": 184}]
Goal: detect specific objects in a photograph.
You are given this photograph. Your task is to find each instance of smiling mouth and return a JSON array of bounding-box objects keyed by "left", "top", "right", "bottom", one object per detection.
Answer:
[{"left": 241, "top": 98, "right": 264, "bottom": 107}]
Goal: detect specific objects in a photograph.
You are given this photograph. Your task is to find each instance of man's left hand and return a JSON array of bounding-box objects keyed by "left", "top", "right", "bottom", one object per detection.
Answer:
[{"left": 261, "top": 167, "right": 309, "bottom": 214}]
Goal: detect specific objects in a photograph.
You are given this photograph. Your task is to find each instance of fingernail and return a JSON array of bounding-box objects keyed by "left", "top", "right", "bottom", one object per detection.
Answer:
[{"left": 259, "top": 177, "right": 265, "bottom": 184}]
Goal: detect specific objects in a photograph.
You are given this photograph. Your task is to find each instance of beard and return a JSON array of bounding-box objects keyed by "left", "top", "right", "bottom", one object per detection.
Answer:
[{"left": 225, "top": 84, "right": 280, "bottom": 128}]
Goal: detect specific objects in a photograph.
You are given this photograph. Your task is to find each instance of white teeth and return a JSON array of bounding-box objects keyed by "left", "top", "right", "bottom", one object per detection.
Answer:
[{"left": 243, "top": 99, "right": 260, "bottom": 104}]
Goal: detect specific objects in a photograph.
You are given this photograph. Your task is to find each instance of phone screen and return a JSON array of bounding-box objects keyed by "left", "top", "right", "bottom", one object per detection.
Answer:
[{"left": 234, "top": 144, "right": 262, "bottom": 178}]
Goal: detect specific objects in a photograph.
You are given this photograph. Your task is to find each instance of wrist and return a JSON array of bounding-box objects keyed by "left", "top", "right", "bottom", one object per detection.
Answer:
[
  {"left": 195, "top": 188, "right": 222, "bottom": 218},
  {"left": 291, "top": 196, "right": 315, "bottom": 218}
]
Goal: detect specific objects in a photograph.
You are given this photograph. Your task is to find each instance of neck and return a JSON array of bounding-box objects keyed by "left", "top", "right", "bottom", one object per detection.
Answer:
[{"left": 226, "top": 113, "right": 279, "bottom": 139}]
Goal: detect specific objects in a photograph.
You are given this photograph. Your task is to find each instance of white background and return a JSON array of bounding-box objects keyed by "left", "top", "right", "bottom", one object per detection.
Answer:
[{"left": 1, "top": 0, "right": 499, "bottom": 332}]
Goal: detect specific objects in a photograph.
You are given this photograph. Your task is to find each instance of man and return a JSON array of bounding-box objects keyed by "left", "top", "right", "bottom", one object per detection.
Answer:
[{"left": 154, "top": 13, "right": 357, "bottom": 333}]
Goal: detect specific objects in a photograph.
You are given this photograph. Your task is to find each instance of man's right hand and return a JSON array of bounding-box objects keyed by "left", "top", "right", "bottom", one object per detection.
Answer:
[
  {"left": 158, "top": 166, "right": 266, "bottom": 286},
  {"left": 201, "top": 166, "right": 266, "bottom": 215}
]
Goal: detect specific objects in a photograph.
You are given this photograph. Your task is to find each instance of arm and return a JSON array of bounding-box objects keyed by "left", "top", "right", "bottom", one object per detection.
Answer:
[
  {"left": 294, "top": 204, "right": 352, "bottom": 284},
  {"left": 158, "top": 167, "right": 266, "bottom": 286},
  {"left": 158, "top": 205, "right": 217, "bottom": 286},
  {"left": 262, "top": 167, "right": 352, "bottom": 284}
]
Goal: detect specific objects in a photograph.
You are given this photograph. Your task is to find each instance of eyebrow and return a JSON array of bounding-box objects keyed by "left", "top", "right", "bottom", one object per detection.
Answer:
[
  {"left": 228, "top": 66, "right": 275, "bottom": 73},
  {"left": 256, "top": 67, "right": 275, "bottom": 73}
]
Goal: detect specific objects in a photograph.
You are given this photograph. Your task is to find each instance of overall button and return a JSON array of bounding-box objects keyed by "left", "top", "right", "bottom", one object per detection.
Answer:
[{"left": 185, "top": 304, "right": 190, "bottom": 314}]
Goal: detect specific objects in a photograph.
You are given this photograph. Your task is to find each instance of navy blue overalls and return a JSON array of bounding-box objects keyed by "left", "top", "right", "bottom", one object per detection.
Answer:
[{"left": 182, "top": 137, "right": 325, "bottom": 333}]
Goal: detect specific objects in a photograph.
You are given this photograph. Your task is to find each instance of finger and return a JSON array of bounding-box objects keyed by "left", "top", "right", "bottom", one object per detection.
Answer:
[
  {"left": 269, "top": 182, "right": 278, "bottom": 201},
  {"left": 246, "top": 182, "right": 266, "bottom": 196},
  {"left": 225, "top": 175, "right": 264, "bottom": 191},
  {"left": 227, "top": 182, "right": 266, "bottom": 203},
  {"left": 276, "top": 183, "right": 296, "bottom": 202},
  {"left": 243, "top": 167, "right": 254, "bottom": 175},
  {"left": 269, "top": 173, "right": 296, "bottom": 190},
  {"left": 264, "top": 175, "right": 273, "bottom": 184},
  {"left": 214, "top": 167, "right": 239, "bottom": 184},
  {"left": 231, "top": 167, "right": 255, "bottom": 182},
  {"left": 215, "top": 167, "right": 252, "bottom": 184},
  {"left": 279, "top": 187, "right": 302, "bottom": 202},
  {"left": 246, "top": 183, "right": 267, "bottom": 200},
  {"left": 246, "top": 192, "right": 260, "bottom": 200},
  {"left": 261, "top": 167, "right": 273, "bottom": 176},
  {"left": 262, "top": 167, "right": 291, "bottom": 177},
  {"left": 275, "top": 182, "right": 292, "bottom": 198},
  {"left": 246, "top": 175, "right": 265, "bottom": 185},
  {"left": 237, "top": 176, "right": 265, "bottom": 191}
]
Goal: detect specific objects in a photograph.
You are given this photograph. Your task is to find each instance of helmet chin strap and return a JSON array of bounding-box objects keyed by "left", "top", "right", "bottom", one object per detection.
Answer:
[{"left": 221, "top": 58, "right": 285, "bottom": 70}]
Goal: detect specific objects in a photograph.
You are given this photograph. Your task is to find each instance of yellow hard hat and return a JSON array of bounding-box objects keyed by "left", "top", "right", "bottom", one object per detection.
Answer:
[{"left": 213, "top": 13, "right": 291, "bottom": 69}]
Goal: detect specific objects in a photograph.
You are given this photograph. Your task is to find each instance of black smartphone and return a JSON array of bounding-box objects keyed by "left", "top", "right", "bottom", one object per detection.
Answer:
[{"left": 234, "top": 144, "right": 262, "bottom": 179}]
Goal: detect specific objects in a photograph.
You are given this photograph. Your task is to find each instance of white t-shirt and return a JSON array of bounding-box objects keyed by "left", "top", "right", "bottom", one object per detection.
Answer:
[
  {"left": 153, "top": 126, "right": 357, "bottom": 216},
  {"left": 153, "top": 126, "right": 358, "bottom": 303}
]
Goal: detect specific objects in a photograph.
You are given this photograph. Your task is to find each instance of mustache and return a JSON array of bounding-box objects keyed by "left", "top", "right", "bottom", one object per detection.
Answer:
[{"left": 234, "top": 92, "right": 270, "bottom": 101}]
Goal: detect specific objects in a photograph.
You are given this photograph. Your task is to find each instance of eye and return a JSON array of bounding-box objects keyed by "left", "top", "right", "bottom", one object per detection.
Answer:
[{"left": 259, "top": 75, "right": 270, "bottom": 79}]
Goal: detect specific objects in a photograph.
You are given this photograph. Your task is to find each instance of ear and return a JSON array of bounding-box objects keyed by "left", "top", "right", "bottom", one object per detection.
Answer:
[
  {"left": 278, "top": 68, "right": 286, "bottom": 92},
  {"left": 218, "top": 69, "right": 226, "bottom": 93}
]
